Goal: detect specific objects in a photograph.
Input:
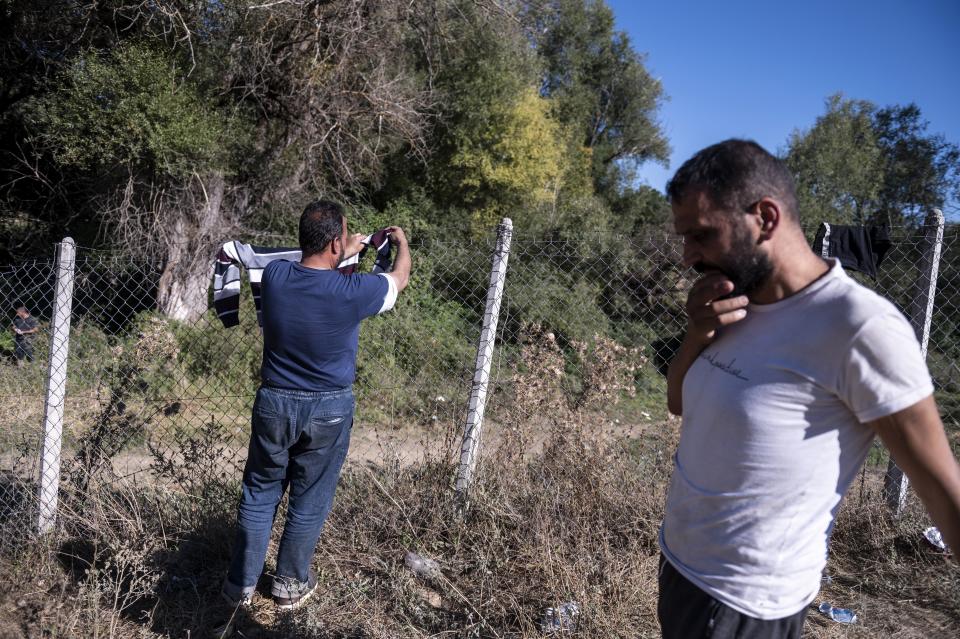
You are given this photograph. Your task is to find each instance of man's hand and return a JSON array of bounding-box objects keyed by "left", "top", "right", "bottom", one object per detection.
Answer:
[
  {"left": 344, "top": 233, "right": 366, "bottom": 259},
  {"left": 684, "top": 271, "right": 749, "bottom": 347},
  {"left": 666, "top": 271, "right": 749, "bottom": 415},
  {"left": 386, "top": 226, "right": 407, "bottom": 246}
]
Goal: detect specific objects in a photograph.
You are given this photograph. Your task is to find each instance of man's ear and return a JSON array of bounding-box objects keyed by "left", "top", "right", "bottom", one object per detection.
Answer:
[{"left": 756, "top": 197, "right": 782, "bottom": 241}]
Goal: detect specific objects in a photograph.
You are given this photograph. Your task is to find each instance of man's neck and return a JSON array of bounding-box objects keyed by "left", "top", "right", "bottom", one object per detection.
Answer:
[
  {"left": 300, "top": 252, "right": 338, "bottom": 270},
  {"left": 750, "top": 243, "right": 831, "bottom": 305}
]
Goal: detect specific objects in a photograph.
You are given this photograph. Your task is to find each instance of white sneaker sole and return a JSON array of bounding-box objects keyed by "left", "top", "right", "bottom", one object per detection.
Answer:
[{"left": 274, "top": 584, "right": 317, "bottom": 611}]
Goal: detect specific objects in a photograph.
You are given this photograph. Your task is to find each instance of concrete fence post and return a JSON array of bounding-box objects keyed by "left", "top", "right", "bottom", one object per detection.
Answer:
[
  {"left": 884, "top": 209, "right": 944, "bottom": 515},
  {"left": 37, "top": 238, "right": 76, "bottom": 535},
  {"left": 455, "top": 219, "right": 513, "bottom": 499}
]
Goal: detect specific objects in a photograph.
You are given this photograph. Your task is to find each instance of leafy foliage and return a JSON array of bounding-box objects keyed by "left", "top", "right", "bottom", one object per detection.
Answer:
[
  {"left": 531, "top": 0, "right": 669, "bottom": 200},
  {"left": 874, "top": 103, "right": 960, "bottom": 222},
  {"left": 451, "top": 87, "right": 566, "bottom": 234},
  {"left": 785, "top": 94, "right": 883, "bottom": 226},
  {"left": 786, "top": 93, "right": 960, "bottom": 226},
  {"left": 26, "top": 44, "right": 238, "bottom": 177}
]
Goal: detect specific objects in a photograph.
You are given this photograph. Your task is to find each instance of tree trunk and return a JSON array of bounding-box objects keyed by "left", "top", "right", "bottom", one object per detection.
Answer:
[{"left": 157, "top": 172, "right": 228, "bottom": 322}]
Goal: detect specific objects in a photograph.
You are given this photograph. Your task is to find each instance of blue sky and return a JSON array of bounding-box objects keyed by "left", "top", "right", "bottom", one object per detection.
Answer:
[{"left": 606, "top": 0, "right": 960, "bottom": 217}]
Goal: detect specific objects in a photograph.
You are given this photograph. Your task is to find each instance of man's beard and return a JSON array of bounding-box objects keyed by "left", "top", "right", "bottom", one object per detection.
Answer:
[{"left": 695, "top": 227, "right": 773, "bottom": 298}]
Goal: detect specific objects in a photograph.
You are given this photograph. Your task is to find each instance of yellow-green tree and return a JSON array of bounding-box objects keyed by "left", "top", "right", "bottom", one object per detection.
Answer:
[
  {"left": 424, "top": 3, "right": 568, "bottom": 235},
  {"left": 451, "top": 87, "right": 566, "bottom": 234},
  {"left": 529, "top": 0, "right": 669, "bottom": 202}
]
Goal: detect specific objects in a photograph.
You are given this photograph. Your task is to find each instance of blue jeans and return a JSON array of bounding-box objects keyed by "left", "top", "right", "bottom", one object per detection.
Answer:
[{"left": 225, "top": 386, "right": 354, "bottom": 595}]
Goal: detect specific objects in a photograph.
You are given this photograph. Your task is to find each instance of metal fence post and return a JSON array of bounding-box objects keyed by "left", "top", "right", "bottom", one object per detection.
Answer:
[
  {"left": 883, "top": 209, "right": 944, "bottom": 515},
  {"left": 37, "top": 238, "right": 77, "bottom": 535},
  {"left": 455, "top": 219, "right": 513, "bottom": 498}
]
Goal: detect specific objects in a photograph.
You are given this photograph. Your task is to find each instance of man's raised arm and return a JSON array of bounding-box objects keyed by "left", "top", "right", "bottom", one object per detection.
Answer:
[{"left": 387, "top": 226, "right": 410, "bottom": 293}]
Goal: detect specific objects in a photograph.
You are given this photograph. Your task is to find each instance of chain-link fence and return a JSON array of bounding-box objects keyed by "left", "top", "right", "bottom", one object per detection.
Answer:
[
  {"left": 1, "top": 217, "right": 958, "bottom": 557},
  {"left": 479, "top": 215, "right": 959, "bottom": 503},
  {"left": 0, "top": 236, "right": 498, "bottom": 556},
  {"left": 0, "top": 256, "right": 57, "bottom": 553}
]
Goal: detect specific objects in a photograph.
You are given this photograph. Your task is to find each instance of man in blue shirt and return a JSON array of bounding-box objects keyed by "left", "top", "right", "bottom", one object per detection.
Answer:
[{"left": 220, "top": 200, "right": 410, "bottom": 618}]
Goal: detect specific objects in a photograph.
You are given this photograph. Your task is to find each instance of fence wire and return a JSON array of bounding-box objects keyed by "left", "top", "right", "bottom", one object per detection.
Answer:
[
  {"left": 0, "top": 258, "right": 56, "bottom": 552},
  {"left": 480, "top": 220, "right": 960, "bottom": 484},
  {"left": 0, "top": 222, "right": 958, "bottom": 557}
]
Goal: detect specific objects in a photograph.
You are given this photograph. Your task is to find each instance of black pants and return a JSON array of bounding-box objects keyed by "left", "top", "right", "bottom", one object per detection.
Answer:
[
  {"left": 657, "top": 555, "right": 808, "bottom": 639},
  {"left": 14, "top": 340, "right": 34, "bottom": 362}
]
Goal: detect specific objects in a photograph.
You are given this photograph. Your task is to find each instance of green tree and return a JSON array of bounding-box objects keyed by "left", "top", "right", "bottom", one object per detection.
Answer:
[
  {"left": 21, "top": 41, "right": 249, "bottom": 320},
  {"left": 1, "top": 0, "right": 440, "bottom": 319},
  {"left": 27, "top": 45, "right": 236, "bottom": 179},
  {"left": 785, "top": 94, "right": 883, "bottom": 226},
  {"left": 873, "top": 103, "right": 960, "bottom": 223},
  {"left": 426, "top": 3, "right": 569, "bottom": 235},
  {"left": 529, "top": 0, "right": 669, "bottom": 201},
  {"left": 786, "top": 94, "right": 960, "bottom": 227},
  {"left": 608, "top": 184, "right": 672, "bottom": 231}
]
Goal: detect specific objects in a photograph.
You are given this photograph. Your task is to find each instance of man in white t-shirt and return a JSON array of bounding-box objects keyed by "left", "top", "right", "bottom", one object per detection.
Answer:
[{"left": 659, "top": 139, "right": 960, "bottom": 638}]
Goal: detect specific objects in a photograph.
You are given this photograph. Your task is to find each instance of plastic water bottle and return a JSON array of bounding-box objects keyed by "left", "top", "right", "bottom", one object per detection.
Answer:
[
  {"left": 404, "top": 551, "right": 441, "bottom": 580},
  {"left": 540, "top": 601, "right": 580, "bottom": 634},
  {"left": 923, "top": 526, "right": 949, "bottom": 552},
  {"left": 818, "top": 602, "right": 857, "bottom": 624}
]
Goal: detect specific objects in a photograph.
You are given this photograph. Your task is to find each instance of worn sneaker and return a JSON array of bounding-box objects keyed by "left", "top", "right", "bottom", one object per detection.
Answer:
[
  {"left": 210, "top": 582, "right": 253, "bottom": 638},
  {"left": 272, "top": 569, "right": 318, "bottom": 610}
]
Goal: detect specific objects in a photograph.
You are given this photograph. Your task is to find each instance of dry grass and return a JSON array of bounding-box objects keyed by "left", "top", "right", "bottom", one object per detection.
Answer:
[
  {"left": 806, "top": 473, "right": 960, "bottom": 638},
  {"left": 0, "top": 327, "right": 958, "bottom": 637},
  {"left": 0, "top": 422, "right": 669, "bottom": 638},
  {"left": 1, "top": 423, "right": 959, "bottom": 638}
]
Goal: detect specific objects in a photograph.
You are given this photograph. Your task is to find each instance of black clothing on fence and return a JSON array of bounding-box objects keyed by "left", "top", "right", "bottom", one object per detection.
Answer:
[{"left": 812, "top": 223, "right": 892, "bottom": 279}]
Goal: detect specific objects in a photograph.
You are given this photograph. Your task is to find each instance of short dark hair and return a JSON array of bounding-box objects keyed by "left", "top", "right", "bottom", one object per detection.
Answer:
[
  {"left": 299, "top": 200, "right": 344, "bottom": 256},
  {"left": 666, "top": 139, "right": 798, "bottom": 219}
]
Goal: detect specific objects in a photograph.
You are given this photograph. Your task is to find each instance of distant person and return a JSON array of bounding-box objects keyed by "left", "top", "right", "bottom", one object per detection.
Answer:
[
  {"left": 659, "top": 139, "right": 960, "bottom": 638},
  {"left": 217, "top": 200, "right": 410, "bottom": 632},
  {"left": 12, "top": 305, "right": 39, "bottom": 365}
]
